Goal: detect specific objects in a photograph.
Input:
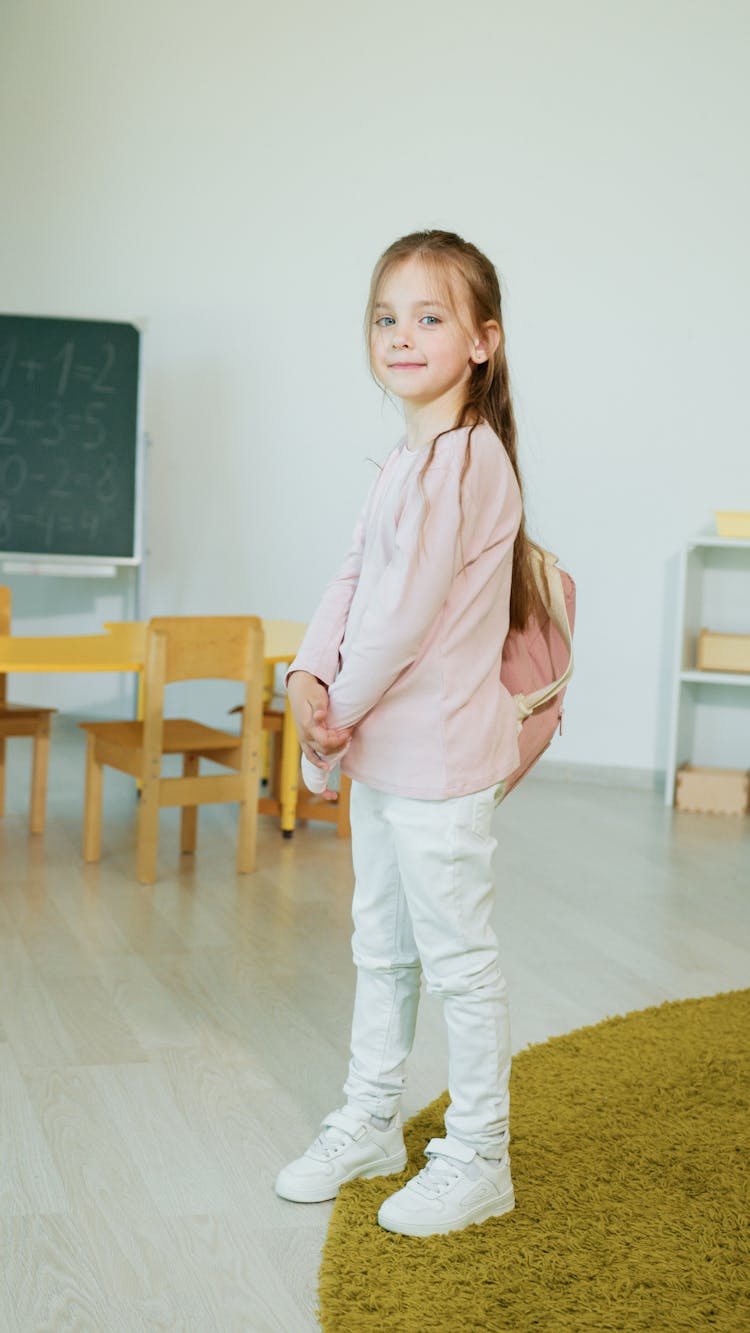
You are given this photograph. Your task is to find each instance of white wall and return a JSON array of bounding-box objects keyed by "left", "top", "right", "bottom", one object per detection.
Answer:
[{"left": 1, "top": 0, "right": 748, "bottom": 766}]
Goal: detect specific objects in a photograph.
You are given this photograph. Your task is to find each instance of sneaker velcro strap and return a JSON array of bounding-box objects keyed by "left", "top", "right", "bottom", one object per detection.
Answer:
[
  {"left": 322, "top": 1108, "right": 370, "bottom": 1139},
  {"left": 425, "top": 1136, "right": 476, "bottom": 1164}
]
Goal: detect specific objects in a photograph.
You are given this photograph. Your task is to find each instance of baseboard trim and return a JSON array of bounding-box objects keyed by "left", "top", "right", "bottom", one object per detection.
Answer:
[{"left": 531, "top": 760, "right": 665, "bottom": 793}]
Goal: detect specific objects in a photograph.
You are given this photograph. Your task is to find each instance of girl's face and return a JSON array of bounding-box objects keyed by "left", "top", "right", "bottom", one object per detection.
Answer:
[{"left": 370, "top": 257, "right": 490, "bottom": 409}]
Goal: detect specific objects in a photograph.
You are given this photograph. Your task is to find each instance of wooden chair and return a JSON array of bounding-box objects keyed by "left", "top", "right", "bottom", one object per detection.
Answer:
[
  {"left": 0, "top": 587, "right": 57, "bottom": 834},
  {"left": 79, "top": 616, "right": 264, "bottom": 884}
]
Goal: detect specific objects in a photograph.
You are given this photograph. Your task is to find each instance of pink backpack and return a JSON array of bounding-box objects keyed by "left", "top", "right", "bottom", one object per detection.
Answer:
[{"left": 498, "top": 548, "right": 576, "bottom": 799}]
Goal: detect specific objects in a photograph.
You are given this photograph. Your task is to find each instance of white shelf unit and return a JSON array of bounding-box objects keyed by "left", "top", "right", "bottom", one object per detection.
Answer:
[{"left": 665, "top": 525, "right": 750, "bottom": 806}]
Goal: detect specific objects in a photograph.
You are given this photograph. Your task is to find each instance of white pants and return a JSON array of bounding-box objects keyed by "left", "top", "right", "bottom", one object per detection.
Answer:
[{"left": 343, "top": 779, "right": 511, "bottom": 1158}]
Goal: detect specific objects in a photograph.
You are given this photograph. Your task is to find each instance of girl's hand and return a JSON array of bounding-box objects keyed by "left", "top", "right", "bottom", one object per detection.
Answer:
[{"left": 287, "top": 671, "right": 353, "bottom": 772}]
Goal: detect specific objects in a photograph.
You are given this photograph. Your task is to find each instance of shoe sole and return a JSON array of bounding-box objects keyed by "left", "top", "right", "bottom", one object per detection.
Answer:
[
  {"left": 275, "top": 1146, "right": 408, "bottom": 1204},
  {"left": 377, "top": 1186, "right": 515, "bottom": 1237}
]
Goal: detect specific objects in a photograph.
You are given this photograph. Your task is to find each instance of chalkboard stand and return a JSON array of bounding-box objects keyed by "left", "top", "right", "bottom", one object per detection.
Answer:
[
  {"left": 0, "top": 311, "right": 148, "bottom": 712},
  {"left": 0, "top": 552, "right": 144, "bottom": 647},
  {"left": 3, "top": 559, "right": 120, "bottom": 578}
]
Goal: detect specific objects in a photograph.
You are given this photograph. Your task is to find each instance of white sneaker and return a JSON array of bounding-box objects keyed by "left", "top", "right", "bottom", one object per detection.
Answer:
[
  {"left": 275, "top": 1105, "right": 407, "bottom": 1203},
  {"left": 377, "top": 1135, "right": 515, "bottom": 1237}
]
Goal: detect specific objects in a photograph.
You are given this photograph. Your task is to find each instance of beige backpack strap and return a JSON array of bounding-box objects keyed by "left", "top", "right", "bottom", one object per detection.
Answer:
[{"left": 514, "top": 549, "right": 574, "bottom": 725}]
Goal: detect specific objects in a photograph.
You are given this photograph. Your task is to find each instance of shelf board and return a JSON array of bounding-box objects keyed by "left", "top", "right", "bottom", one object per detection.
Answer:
[
  {"left": 680, "top": 669, "right": 750, "bottom": 687},
  {"left": 688, "top": 524, "right": 750, "bottom": 550}
]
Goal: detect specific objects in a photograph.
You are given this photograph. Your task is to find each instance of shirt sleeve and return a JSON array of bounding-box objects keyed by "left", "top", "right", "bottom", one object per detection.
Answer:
[
  {"left": 326, "top": 460, "right": 468, "bottom": 730},
  {"left": 285, "top": 477, "right": 378, "bottom": 688}
]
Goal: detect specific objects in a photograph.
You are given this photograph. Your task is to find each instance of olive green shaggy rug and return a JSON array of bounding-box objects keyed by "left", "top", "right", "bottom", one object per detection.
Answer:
[{"left": 319, "top": 990, "right": 750, "bottom": 1332}]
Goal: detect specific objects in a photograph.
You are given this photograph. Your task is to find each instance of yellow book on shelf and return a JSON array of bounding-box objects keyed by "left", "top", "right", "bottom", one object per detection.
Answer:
[{"left": 714, "top": 510, "right": 750, "bottom": 539}]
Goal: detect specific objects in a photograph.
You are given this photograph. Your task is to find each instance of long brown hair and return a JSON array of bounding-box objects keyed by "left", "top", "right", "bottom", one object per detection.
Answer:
[{"left": 365, "top": 229, "right": 542, "bottom": 632}]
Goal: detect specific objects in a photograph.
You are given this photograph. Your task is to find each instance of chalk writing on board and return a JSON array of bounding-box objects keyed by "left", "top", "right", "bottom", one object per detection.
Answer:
[{"left": 0, "top": 316, "right": 140, "bottom": 558}]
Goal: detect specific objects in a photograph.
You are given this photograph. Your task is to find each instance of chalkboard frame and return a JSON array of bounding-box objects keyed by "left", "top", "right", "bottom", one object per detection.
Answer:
[{"left": 0, "top": 313, "right": 145, "bottom": 567}]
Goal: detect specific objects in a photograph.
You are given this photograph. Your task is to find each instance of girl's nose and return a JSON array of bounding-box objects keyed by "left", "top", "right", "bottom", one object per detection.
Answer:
[{"left": 392, "top": 328, "right": 411, "bottom": 348}]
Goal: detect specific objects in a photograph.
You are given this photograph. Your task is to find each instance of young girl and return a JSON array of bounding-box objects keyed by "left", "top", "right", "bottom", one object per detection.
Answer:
[{"left": 275, "top": 229, "right": 540, "bottom": 1238}]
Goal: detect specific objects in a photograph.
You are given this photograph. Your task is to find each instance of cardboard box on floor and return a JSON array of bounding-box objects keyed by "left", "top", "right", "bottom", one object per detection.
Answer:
[{"left": 675, "top": 765, "right": 750, "bottom": 816}]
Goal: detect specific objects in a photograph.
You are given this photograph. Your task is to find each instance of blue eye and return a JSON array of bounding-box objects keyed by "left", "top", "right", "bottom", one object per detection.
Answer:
[
  {"left": 375, "top": 316, "right": 395, "bottom": 326},
  {"left": 420, "top": 315, "right": 441, "bottom": 326}
]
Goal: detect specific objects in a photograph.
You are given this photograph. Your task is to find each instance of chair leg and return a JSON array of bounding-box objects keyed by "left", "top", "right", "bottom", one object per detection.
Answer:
[
  {"left": 336, "top": 773, "right": 352, "bottom": 839},
  {"left": 271, "top": 729, "right": 283, "bottom": 802},
  {"left": 261, "top": 664, "right": 274, "bottom": 786},
  {"left": 0, "top": 738, "right": 5, "bottom": 816},
  {"left": 180, "top": 754, "right": 199, "bottom": 854},
  {"left": 237, "top": 763, "right": 259, "bottom": 875},
  {"left": 29, "top": 718, "right": 52, "bottom": 835},
  {"left": 136, "top": 779, "right": 160, "bottom": 885},
  {"left": 83, "top": 734, "right": 104, "bottom": 862},
  {"left": 279, "top": 696, "right": 299, "bottom": 837}
]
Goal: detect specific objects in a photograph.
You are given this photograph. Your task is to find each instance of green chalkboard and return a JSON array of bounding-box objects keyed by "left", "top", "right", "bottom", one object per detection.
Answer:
[{"left": 0, "top": 315, "right": 141, "bottom": 560}]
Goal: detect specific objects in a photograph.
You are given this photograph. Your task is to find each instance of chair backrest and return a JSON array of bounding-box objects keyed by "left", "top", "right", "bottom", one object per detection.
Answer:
[
  {"left": 140, "top": 616, "right": 265, "bottom": 765},
  {"left": 147, "top": 616, "right": 264, "bottom": 685},
  {"left": 131, "top": 618, "right": 266, "bottom": 815}
]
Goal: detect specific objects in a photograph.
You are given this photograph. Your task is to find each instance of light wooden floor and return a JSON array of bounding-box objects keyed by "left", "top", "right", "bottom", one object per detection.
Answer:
[{"left": 0, "top": 722, "right": 748, "bottom": 1332}]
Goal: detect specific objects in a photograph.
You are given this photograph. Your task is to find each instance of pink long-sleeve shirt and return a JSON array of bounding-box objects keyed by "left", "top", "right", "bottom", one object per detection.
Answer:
[{"left": 288, "top": 421, "right": 523, "bottom": 800}]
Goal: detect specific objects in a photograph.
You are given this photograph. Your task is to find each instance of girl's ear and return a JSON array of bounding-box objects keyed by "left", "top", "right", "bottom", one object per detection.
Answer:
[{"left": 471, "top": 320, "right": 501, "bottom": 364}]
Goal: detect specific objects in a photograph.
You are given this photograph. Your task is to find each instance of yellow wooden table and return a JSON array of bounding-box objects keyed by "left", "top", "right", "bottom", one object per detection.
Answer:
[{"left": 0, "top": 618, "right": 309, "bottom": 836}]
